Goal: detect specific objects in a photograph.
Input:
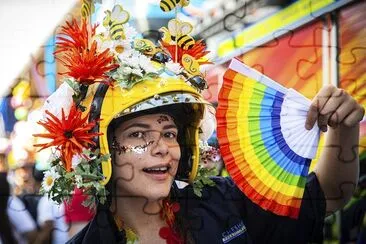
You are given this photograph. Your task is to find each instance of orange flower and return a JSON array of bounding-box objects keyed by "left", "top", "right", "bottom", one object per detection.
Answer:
[
  {"left": 34, "top": 103, "right": 100, "bottom": 171},
  {"left": 58, "top": 41, "right": 119, "bottom": 85}
]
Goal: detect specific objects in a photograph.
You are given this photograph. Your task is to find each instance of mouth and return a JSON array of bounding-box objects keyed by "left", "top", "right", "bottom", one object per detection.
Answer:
[{"left": 142, "top": 164, "right": 171, "bottom": 175}]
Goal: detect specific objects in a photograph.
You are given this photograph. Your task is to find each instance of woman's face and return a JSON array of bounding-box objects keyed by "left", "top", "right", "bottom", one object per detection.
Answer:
[{"left": 112, "top": 113, "right": 181, "bottom": 201}]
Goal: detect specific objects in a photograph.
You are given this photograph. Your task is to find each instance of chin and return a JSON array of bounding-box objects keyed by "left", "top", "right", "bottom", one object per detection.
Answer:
[{"left": 143, "top": 185, "right": 172, "bottom": 201}]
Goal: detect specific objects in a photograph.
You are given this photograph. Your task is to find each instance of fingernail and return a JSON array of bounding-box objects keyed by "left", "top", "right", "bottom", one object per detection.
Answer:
[
  {"left": 305, "top": 123, "right": 311, "bottom": 130},
  {"left": 321, "top": 126, "right": 328, "bottom": 132}
]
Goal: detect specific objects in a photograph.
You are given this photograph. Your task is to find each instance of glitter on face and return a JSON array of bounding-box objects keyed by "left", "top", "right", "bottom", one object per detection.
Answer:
[{"left": 111, "top": 136, "right": 154, "bottom": 155}]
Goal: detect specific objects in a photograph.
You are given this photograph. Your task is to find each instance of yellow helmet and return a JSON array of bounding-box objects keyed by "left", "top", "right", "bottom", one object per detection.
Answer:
[{"left": 82, "top": 77, "right": 209, "bottom": 185}]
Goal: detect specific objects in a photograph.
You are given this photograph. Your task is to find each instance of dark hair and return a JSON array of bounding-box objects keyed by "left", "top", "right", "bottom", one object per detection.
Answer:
[{"left": 0, "top": 172, "right": 16, "bottom": 244}]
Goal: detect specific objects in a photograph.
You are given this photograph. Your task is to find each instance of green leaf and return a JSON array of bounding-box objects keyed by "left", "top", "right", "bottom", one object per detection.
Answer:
[
  {"left": 193, "top": 187, "right": 203, "bottom": 197},
  {"left": 194, "top": 180, "right": 203, "bottom": 188}
]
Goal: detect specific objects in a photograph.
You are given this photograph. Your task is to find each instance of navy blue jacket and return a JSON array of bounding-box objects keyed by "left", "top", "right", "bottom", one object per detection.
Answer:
[{"left": 68, "top": 173, "right": 325, "bottom": 243}]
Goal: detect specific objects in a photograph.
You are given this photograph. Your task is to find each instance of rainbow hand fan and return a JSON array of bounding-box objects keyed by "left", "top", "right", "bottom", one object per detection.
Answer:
[{"left": 216, "top": 58, "right": 320, "bottom": 218}]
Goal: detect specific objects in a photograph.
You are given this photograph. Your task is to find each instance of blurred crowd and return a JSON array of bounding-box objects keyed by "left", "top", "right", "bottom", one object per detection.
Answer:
[{"left": 0, "top": 156, "right": 94, "bottom": 244}]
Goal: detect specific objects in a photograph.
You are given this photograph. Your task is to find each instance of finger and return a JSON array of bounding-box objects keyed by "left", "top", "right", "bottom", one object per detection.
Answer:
[
  {"left": 314, "top": 85, "right": 336, "bottom": 112},
  {"left": 342, "top": 105, "right": 365, "bottom": 127},
  {"left": 318, "top": 88, "right": 346, "bottom": 115},
  {"left": 305, "top": 103, "right": 319, "bottom": 130},
  {"left": 328, "top": 98, "right": 355, "bottom": 127},
  {"left": 318, "top": 113, "right": 331, "bottom": 132},
  {"left": 305, "top": 85, "right": 335, "bottom": 130}
]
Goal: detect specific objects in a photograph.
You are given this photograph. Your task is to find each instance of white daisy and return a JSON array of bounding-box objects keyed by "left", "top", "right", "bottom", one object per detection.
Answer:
[
  {"left": 42, "top": 168, "right": 60, "bottom": 192},
  {"left": 129, "top": 56, "right": 140, "bottom": 69},
  {"left": 139, "top": 55, "right": 156, "bottom": 73},
  {"left": 123, "top": 23, "right": 138, "bottom": 41},
  {"left": 109, "top": 39, "right": 132, "bottom": 55},
  {"left": 118, "top": 49, "right": 140, "bottom": 67},
  {"left": 120, "top": 66, "right": 133, "bottom": 75},
  {"left": 131, "top": 68, "right": 143, "bottom": 77}
]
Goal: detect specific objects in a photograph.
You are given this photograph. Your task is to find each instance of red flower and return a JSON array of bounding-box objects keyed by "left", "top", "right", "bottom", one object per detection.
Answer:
[
  {"left": 55, "top": 18, "right": 118, "bottom": 85},
  {"left": 159, "top": 226, "right": 183, "bottom": 244},
  {"left": 159, "top": 200, "right": 183, "bottom": 244},
  {"left": 56, "top": 18, "right": 97, "bottom": 53},
  {"left": 161, "top": 40, "right": 212, "bottom": 66},
  {"left": 33, "top": 103, "right": 100, "bottom": 171},
  {"left": 58, "top": 41, "right": 118, "bottom": 85}
]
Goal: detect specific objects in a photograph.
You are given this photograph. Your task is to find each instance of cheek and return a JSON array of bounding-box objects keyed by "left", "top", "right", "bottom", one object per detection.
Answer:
[
  {"left": 170, "top": 144, "right": 181, "bottom": 171},
  {"left": 113, "top": 153, "right": 141, "bottom": 181}
]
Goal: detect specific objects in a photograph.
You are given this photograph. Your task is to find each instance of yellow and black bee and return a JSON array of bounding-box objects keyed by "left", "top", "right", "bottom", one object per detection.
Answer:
[
  {"left": 104, "top": 5, "right": 130, "bottom": 40},
  {"left": 81, "top": 0, "right": 95, "bottom": 20},
  {"left": 160, "top": 0, "right": 190, "bottom": 12},
  {"left": 160, "top": 19, "right": 195, "bottom": 50},
  {"left": 177, "top": 35, "right": 195, "bottom": 50}
]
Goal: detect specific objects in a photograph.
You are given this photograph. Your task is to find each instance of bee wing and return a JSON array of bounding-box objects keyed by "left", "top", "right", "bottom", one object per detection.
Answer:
[
  {"left": 168, "top": 19, "right": 181, "bottom": 36},
  {"left": 111, "top": 5, "right": 130, "bottom": 23},
  {"left": 116, "top": 10, "right": 130, "bottom": 23},
  {"left": 180, "top": 22, "right": 193, "bottom": 35},
  {"left": 182, "top": 54, "right": 200, "bottom": 75}
]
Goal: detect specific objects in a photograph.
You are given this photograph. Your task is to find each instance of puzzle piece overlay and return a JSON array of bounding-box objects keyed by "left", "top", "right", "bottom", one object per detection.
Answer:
[{"left": 1, "top": 0, "right": 365, "bottom": 242}]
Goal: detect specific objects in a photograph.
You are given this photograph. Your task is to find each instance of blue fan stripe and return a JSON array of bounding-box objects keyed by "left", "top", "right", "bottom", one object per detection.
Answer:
[{"left": 259, "top": 88, "right": 310, "bottom": 177}]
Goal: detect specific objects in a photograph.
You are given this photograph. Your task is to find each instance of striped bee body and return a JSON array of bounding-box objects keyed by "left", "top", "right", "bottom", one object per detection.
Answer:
[
  {"left": 177, "top": 35, "right": 195, "bottom": 50},
  {"left": 160, "top": 0, "right": 180, "bottom": 12},
  {"left": 110, "top": 22, "right": 125, "bottom": 40}
]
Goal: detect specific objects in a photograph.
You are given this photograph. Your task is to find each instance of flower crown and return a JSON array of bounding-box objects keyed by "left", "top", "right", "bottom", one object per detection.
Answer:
[{"left": 33, "top": 2, "right": 219, "bottom": 208}]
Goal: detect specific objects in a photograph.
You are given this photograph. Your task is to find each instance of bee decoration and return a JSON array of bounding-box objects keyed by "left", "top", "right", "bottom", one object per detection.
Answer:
[
  {"left": 81, "top": 0, "right": 95, "bottom": 20},
  {"left": 152, "top": 51, "right": 171, "bottom": 64},
  {"left": 103, "top": 5, "right": 130, "bottom": 40},
  {"left": 187, "top": 75, "right": 208, "bottom": 91},
  {"left": 160, "top": 0, "right": 190, "bottom": 12},
  {"left": 182, "top": 54, "right": 200, "bottom": 76},
  {"left": 134, "top": 39, "right": 156, "bottom": 56},
  {"left": 133, "top": 39, "right": 171, "bottom": 64},
  {"left": 160, "top": 19, "right": 195, "bottom": 50}
]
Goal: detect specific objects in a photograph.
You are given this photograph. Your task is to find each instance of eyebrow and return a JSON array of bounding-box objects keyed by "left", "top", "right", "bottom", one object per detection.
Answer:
[
  {"left": 123, "top": 123, "right": 150, "bottom": 131},
  {"left": 123, "top": 123, "right": 177, "bottom": 131},
  {"left": 163, "top": 124, "right": 178, "bottom": 130}
]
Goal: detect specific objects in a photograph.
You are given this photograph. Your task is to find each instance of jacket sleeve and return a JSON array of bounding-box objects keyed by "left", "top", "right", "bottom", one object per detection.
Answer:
[{"left": 223, "top": 172, "right": 326, "bottom": 243}]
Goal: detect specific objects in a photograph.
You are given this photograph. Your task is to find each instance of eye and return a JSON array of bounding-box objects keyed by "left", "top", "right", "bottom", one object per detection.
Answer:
[
  {"left": 129, "top": 131, "right": 145, "bottom": 139},
  {"left": 164, "top": 131, "right": 177, "bottom": 139}
]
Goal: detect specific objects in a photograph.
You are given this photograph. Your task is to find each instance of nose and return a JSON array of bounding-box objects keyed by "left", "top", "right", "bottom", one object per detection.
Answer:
[{"left": 150, "top": 135, "right": 169, "bottom": 157}]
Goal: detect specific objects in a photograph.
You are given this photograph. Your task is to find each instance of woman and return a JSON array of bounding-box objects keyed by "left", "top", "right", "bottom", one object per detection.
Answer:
[
  {"left": 59, "top": 78, "right": 363, "bottom": 244},
  {"left": 33, "top": 4, "right": 365, "bottom": 243}
]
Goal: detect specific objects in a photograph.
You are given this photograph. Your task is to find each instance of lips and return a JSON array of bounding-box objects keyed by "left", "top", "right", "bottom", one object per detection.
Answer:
[{"left": 143, "top": 165, "right": 171, "bottom": 174}]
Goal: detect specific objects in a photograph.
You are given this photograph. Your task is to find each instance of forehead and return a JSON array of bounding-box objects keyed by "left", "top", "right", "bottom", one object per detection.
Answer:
[{"left": 117, "top": 113, "right": 176, "bottom": 130}]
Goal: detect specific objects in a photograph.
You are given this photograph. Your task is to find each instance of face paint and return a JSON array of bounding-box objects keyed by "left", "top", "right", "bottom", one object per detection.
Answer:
[
  {"left": 111, "top": 136, "right": 154, "bottom": 155},
  {"left": 157, "top": 115, "right": 170, "bottom": 124}
]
